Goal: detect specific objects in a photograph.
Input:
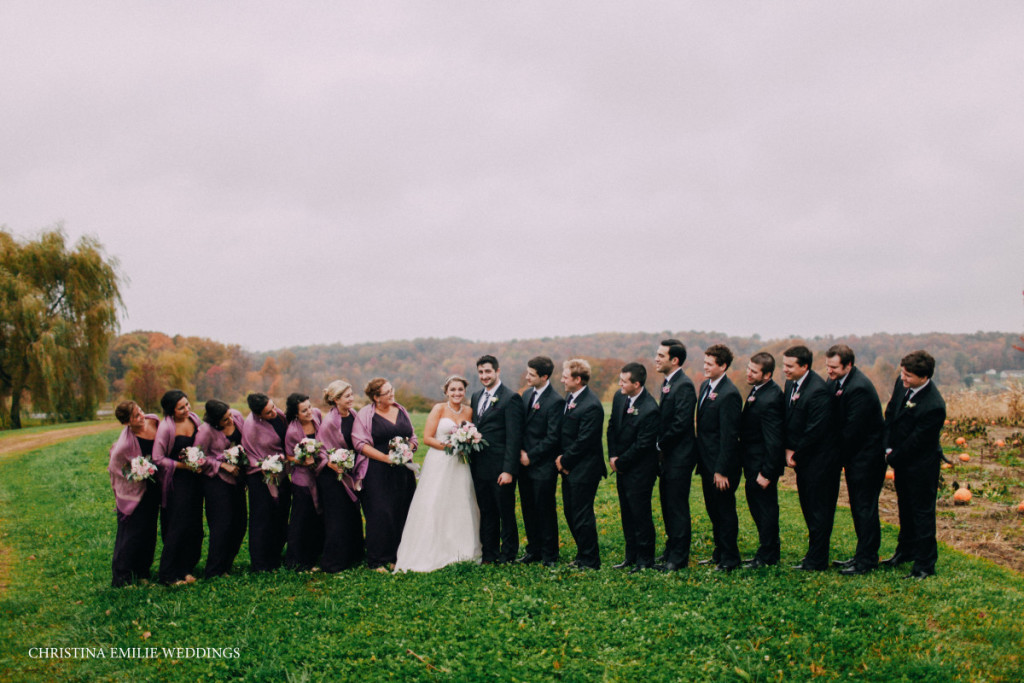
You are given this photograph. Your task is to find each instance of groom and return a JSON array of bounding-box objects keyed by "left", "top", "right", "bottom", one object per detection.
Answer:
[{"left": 471, "top": 355, "right": 525, "bottom": 564}]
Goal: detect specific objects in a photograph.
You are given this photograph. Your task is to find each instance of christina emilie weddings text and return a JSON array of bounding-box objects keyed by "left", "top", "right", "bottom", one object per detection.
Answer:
[{"left": 28, "top": 647, "right": 241, "bottom": 660}]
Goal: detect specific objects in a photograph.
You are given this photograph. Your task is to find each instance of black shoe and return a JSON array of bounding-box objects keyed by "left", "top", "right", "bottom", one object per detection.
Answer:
[
  {"left": 516, "top": 553, "right": 541, "bottom": 564},
  {"left": 840, "top": 565, "right": 872, "bottom": 576},
  {"left": 902, "top": 570, "right": 933, "bottom": 579},
  {"left": 541, "top": 560, "right": 556, "bottom": 567},
  {"left": 612, "top": 560, "right": 634, "bottom": 570},
  {"left": 743, "top": 559, "right": 766, "bottom": 569},
  {"left": 880, "top": 553, "right": 908, "bottom": 567},
  {"left": 628, "top": 564, "right": 651, "bottom": 575},
  {"left": 832, "top": 558, "right": 855, "bottom": 568},
  {"left": 715, "top": 564, "right": 736, "bottom": 573},
  {"left": 792, "top": 563, "right": 825, "bottom": 572},
  {"left": 655, "top": 561, "right": 682, "bottom": 572}
]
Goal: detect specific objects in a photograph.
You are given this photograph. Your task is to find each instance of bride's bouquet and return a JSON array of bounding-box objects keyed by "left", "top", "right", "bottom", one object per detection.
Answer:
[
  {"left": 293, "top": 437, "right": 321, "bottom": 466},
  {"left": 179, "top": 446, "right": 207, "bottom": 472},
  {"left": 327, "top": 448, "right": 357, "bottom": 481},
  {"left": 223, "top": 444, "right": 246, "bottom": 468},
  {"left": 387, "top": 436, "right": 414, "bottom": 466},
  {"left": 259, "top": 454, "right": 285, "bottom": 486},
  {"left": 443, "top": 421, "right": 488, "bottom": 464},
  {"left": 123, "top": 455, "right": 158, "bottom": 482}
]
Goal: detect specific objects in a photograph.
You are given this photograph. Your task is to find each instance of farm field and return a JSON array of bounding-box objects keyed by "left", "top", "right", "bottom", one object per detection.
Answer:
[{"left": 0, "top": 419, "right": 1022, "bottom": 681}]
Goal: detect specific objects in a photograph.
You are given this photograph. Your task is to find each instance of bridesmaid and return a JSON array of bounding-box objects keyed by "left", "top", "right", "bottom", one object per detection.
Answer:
[
  {"left": 284, "top": 392, "right": 325, "bottom": 571},
  {"left": 241, "top": 392, "right": 292, "bottom": 572},
  {"left": 352, "top": 377, "right": 418, "bottom": 570},
  {"left": 152, "top": 390, "right": 205, "bottom": 585},
  {"left": 108, "top": 401, "right": 161, "bottom": 587},
  {"left": 317, "top": 380, "right": 366, "bottom": 572},
  {"left": 195, "top": 399, "right": 247, "bottom": 578}
]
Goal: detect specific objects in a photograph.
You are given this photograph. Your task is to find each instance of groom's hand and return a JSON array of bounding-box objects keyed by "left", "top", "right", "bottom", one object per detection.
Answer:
[
  {"left": 520, "top": 450, "right": 530, "bottom": 467},
  {"left": 497, "top": 472, "right": 513, "bottom": 485}
]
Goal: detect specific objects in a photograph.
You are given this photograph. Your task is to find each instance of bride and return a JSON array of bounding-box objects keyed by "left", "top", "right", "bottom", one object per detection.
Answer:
[{"left": 394, "top": 375, "right": 482, "bottom": 572}]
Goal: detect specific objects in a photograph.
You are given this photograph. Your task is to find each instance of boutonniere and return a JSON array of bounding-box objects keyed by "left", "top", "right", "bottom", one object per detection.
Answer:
[
  {"left": 532, "top": 402, "right": 541, "bottom": 411},
  {"left": 835, "top": 388, "right": 843, "bottom": 397},
  {"left": 708, "top": 392, "right": 718, "bottom": 401},
  {"left": 661, "top": 385, "right": 671, "bottom": 394},
  {"left": 489, "top": 395, "right": 499, "bottom": 405},
  {"left": 627, "top": 405, "right": 638, "bottom": 415},
  {"left": 567, "top": 401, "right": 577, "bottom": 411},
  {"left": 747, "top": 395, "right": 756, "bottom": 403},
  {"left": 791, "top": 392, "right": 800, "bottom": 402},
  {"left": 905, "top": 400, "right": 916, "bottom": 409}
]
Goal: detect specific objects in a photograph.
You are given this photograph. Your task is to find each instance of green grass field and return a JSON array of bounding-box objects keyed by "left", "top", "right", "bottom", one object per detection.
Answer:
[{"left": 1, "top": 417, "right": 1022, "bottom": 682}]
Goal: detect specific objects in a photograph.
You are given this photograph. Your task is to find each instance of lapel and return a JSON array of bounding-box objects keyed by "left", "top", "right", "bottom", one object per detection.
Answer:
[
  {"left": 525, "top": 387, "right": 542, "bottom": 421},
  {"left": 698, "top": 379, "right": 711, "bottom": 416}
]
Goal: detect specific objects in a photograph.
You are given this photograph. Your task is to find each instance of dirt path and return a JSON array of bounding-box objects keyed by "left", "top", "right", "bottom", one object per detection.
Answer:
[{"left": 0, "top": 423, "right": 119, "bottom": 460}]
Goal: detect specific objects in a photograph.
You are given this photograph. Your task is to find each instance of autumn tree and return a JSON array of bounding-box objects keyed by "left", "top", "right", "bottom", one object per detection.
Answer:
[{"left": 0, "top": 227, "right": 123, "bottom": 428}]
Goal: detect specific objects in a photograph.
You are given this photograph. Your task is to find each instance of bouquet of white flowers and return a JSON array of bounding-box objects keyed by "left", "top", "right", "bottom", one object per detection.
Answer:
[
  {"left": 179, "top": 446, "right": 207, "bottom": 472},
  {"left": 293, "top": 437, "right": 321, "bottom": 466},
  {"left": 387, "top": 436, "right": 414, "bottom": 466},
  {"left": 223, "top": 444, "right": 246, "bottom": 468},
  {"left": 260, "top": 454, "right": 285, "bottom": 486},
  {"left": 123, "top": 455, "right": 158, "bottom": 482},
  {"left": 327, "top": 448, "right": 357, "bottom": 480},
  {"left": 443, "top": 421, "right": 488, "bottom": 464}
]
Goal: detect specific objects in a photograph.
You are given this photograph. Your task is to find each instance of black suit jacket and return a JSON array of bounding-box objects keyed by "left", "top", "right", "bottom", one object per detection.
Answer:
[
  {"left": 607, "top": 389, "right": 660, "bottom": 477},
  {"left": 738, "top": 380, "right": 786, "bottom": 480},
  {"left": 783, "top": 370, "right": 830, "bottom": 465},
  {"left": 559, "top": 386, "right": 606, "bottom": 484},
  {"left": 521, "top": 384, "right": 565, "bottom": 479},
  {"left": 831, "top": 366, "right": 884, "bottom": 475},
  {"left": 695, "top": 375, "right": 742, "bottom": 479},
  {"left": 883, "top": 379, "right": 946, "bottom": 471},
  {"left": 471, "top": 382, "right": 525, "bottom": 477},
  {"left": 657, "top": 370, "right": 697, "bottom": 477}
]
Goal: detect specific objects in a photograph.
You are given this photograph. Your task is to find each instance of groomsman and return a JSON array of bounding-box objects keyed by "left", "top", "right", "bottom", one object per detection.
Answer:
[
  {"left": 470, "top": 355, "right": 525, "bottom": 564},
  {"left": 607, "top": 362, "right": 660, "bottom": 573},
  {"left": 653, "top": 339, "right": 698, "bottom": 572},
  {"left": 782, "top": 345, "right": 836, "bottom": 571},
  {"left": 882, "top": 350, "right": 946, "bottom": 579},
  {"left": 738, "top": 352, "right": 786, "bottom": 568},
  {"left": 695, "top": 344, "right": 743, "bottom": 571},
  {"left": 556, "top": 358, "right": 606, "bottom": 570},
  {"left": 517, "top": 356, "right": 564, "bottom": 567},
  {"left": 825, "top": 345, "right": 885, "bottom": 575}
]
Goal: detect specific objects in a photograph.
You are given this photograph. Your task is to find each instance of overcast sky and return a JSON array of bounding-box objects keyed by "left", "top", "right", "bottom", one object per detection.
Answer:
[{"left": 2, "top": 2, "right": 1022, "bottom": 352}]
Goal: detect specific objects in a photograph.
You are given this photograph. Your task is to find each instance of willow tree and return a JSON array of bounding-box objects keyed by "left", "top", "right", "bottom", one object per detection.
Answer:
[{"left": 0, "top": 227, "right": 123, "bottom": 428}]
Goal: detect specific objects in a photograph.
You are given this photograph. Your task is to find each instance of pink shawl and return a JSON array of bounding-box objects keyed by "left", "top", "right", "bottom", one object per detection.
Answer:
[
  {"left": 318, "top": 406, "right": 366, "bottom": 502},
  {"left": 285, "top": 407, "right": 323, "bottom": 510},
  {"left": 352, "top": 402, "right": 419, "bottom": 476},
  {"left": 194, "top": 409, "right": 246, "bottom": 485},
  {"left": 107, "top": 414, "right": 159, "bottom": 516},
  {"left": 152, "top": 412, "right": 202, "bottom": 507},
  {"left": 242, "top": 407, "right": 288, "bottom": 499}
]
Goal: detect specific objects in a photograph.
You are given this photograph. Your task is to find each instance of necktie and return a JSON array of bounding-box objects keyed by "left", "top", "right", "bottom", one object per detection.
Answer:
[
  {"left": 531, "top": 390, "right": 540, "bottom": 409},
  {"left": 479, "top": 391, "right": 490, "bottom": 415},
  {"left": 790, "top": 381, "right": 799, "bottom": 401},
  {"left": 700, "top": 383, "right": 711, "bottom": 408},
  {"left": 904, "top": 388, "right": 913, "bottom": 404}
]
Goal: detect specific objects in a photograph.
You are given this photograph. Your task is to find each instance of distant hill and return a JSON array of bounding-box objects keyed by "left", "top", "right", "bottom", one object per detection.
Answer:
[{"left": 249, "top": 330, "right": 1024, "bottom": 406}]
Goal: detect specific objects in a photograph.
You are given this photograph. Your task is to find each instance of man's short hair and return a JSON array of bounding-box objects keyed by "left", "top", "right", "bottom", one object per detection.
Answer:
[
  {"left": 826, "top": 344, "right": 855, "bottom": 366},
  {"left": 704, "top": 344, "right": 734, "bottom": 370},
  {"left": 660, "top": 339, "right": 687, "bottom": 365},
  {"left": 563, "top": 358, "right": 591, "bottom": 384},
  {"left": 476, "top": 354, "right": 499, "bottom": 370},
  {"left": 527, "top": 356, "right": 554, "bottom": 379},
  {"left": 783, "top": 345, "right": 813, "bottom": 368},
  {"left": 621, "top": 362, "right": 646, "bottom": 385},
  {"left": 750, "top": 352, "right": 775, "bottom": 377},
  {"left": 901, "top": 350, "right": 936, "bottom": 379}
]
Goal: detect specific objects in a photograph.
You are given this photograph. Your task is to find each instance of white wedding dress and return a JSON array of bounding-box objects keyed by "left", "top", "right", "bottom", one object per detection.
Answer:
[{"left": 394, "top": 417, "right": 482, "bottom": 572}]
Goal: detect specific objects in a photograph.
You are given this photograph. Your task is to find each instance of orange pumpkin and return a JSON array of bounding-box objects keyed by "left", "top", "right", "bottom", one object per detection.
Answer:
[
  {"left": 994, "top": 440, "right": 1006, "bottom": 448},
  {"left": 885, "top": 469, "right": 895, "bottom": 480},
  {"left": 953, "top": 488, "right": 972, "bottom": 504},
  {"left": 955, "top": 437, "right": 967, "bottom": 446},
  {"left": 1017, "top": 500, "right": 1024, "bottom": 513},
  {"left": 941, "top": 463, "right": 953, "bottom": 470},
  {"left": 958, "top": 453, "right": 971, "bottom": 463}
]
